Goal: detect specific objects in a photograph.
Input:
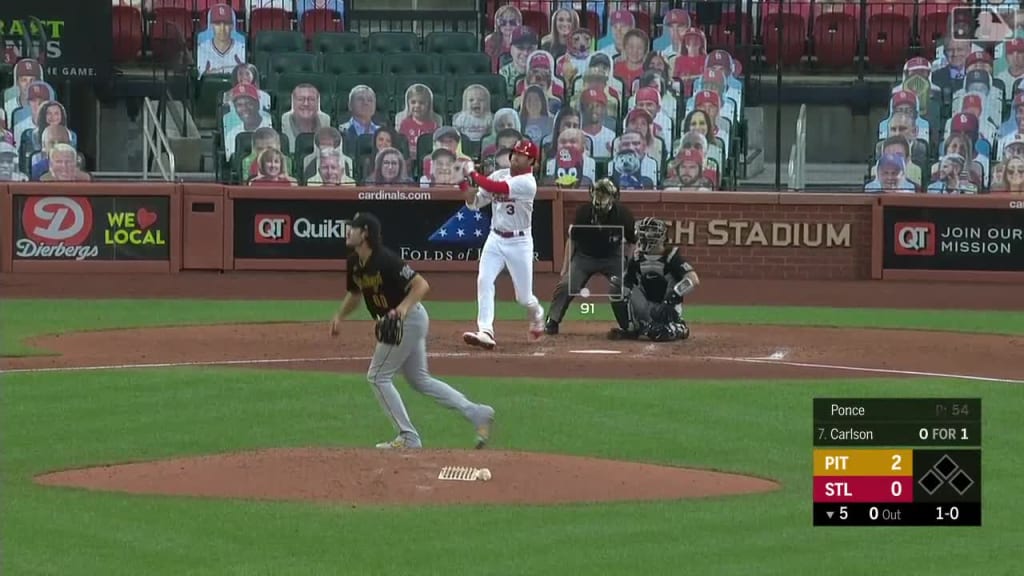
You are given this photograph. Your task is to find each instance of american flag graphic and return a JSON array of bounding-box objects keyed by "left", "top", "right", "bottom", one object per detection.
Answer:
[{"left": 428, "top": 205, "right": 491, "bottom": 245}]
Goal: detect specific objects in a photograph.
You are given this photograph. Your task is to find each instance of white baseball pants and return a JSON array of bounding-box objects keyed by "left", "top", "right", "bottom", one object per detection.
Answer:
[{"left": 475, "top": 231, "right": 543, "bottom": 337}]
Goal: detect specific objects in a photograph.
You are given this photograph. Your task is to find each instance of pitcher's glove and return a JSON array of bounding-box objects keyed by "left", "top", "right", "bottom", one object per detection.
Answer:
[{"left": 375, "top": 313, "right": 404, "bottom": 346}]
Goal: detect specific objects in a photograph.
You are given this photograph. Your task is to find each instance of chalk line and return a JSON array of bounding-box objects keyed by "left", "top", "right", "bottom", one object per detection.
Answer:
[
  {"left": 0, "top": 353, "right": 472, "bottom": 375},
  {"left": 705, "top": 355, "right": 1024, "bottom": 384}
]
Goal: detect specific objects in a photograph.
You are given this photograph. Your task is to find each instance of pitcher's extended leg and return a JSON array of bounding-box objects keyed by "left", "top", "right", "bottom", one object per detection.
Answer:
[{"left": 366, "top": 333, "right": 420, "bottom": 447}]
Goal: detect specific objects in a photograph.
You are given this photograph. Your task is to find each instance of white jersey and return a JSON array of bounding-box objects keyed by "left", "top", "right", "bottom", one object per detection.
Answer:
[
  {"left": 197, "top": 39, "right": 246, "bottom": 77},
  {"left": 466, "top": 168, "right": 537, "bottom": 233}
]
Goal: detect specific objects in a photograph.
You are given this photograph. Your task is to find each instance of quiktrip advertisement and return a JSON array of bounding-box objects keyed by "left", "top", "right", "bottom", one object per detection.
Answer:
[
  {"left": 232, "top": 198, "right": 555, "bottom": 262},
  {"left": 13, "top": 195, "right": 171, "bottom": 261},
  {"left": 883, "top": 206, "right": 1024, "bottom": 271}
]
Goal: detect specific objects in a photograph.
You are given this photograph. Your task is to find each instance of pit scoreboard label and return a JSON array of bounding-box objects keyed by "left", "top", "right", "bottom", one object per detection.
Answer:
[{"left": 813, "top": 398, "right": 981, "bottom": 526}]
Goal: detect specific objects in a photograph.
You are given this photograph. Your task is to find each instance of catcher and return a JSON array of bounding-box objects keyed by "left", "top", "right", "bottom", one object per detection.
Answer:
[
  {"left": 607, "top": 216, "right": 698, "bottom": 342},
  {"left": 544, "top": 178, "right": 635, "bottom": 334},
  {"left": 330, "top": 212, "right": 496, "bottom": 449}
]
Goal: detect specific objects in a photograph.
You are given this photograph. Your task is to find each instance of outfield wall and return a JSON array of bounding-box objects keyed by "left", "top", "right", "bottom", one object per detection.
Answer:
[{"left": 3, "top": 184, "right": 1024, "bottom": 282}]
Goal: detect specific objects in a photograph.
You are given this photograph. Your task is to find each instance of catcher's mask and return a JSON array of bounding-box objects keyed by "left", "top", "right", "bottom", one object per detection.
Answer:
[
  {"left": 590, "top": 178, "right": 619, "bottom": 215},
  {"left": 635, "top": 216, "right": 667, "bottom": 253}
]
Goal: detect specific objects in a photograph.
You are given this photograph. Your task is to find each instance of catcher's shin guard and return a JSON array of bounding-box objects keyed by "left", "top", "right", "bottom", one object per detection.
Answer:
[{"left": 608, "top": 276, "right": 632, "bottom": 331}]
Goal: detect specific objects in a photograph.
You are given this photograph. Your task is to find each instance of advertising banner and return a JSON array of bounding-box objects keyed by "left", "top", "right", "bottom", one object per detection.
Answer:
[
  {"left": 13, "top": 195, "right": 171, "bottom": 261},
  {"left": 233, "top": 198, "right": 555, "bottom": 262},
  {"left": 1, "top": 0, "right": 112, "bottom": 79},
  {"left": 883, "top": 206, "right": 1024, "bottom": 271}
]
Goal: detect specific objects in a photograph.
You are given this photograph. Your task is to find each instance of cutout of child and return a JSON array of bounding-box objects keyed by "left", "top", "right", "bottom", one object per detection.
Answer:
[
  {"left": 302, "top": 126, "right": 353, "bottom": 181},
  {"left": 452, "top": 84, "right": 494, "bottom": 142},
  {"left": 671, "top": 29, "right": 708, "bottom": 93},
  {"left": 396, "top": 83, "right": 442, "bottom": 158}
]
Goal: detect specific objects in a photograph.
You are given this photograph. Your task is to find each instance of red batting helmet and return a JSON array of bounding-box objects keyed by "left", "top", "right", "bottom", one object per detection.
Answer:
[{"left": 511, "top": 138, "right": 540, "bottom": 163}]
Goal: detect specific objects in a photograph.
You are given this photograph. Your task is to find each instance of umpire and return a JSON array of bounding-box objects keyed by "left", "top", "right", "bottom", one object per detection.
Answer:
[{"left": 544, "top": 178, "right": 636, "bottom": 334}]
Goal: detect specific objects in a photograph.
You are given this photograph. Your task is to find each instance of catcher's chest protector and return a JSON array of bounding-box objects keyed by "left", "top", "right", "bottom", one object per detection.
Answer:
[{"left": 636, "top": 248, "right": 679, "bottom": 302}]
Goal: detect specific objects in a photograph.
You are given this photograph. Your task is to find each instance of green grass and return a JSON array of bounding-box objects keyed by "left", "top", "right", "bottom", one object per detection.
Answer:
[
  {"left": 4, "top": 298, "right": 1024, "bottom": 356},
  {"left": 2, "top": 298, "right": 1022, "bottom": 574},
  {"left": 3, "top": 369, "right": 1021, "bottom": 575}
]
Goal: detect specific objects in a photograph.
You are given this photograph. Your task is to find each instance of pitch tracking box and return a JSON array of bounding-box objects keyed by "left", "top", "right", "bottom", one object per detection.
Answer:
[{"left": 812, "top": 398, "right": 981, "bottom": 527}]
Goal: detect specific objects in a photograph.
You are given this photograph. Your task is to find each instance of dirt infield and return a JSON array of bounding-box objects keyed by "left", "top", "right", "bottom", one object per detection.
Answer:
[
  {"left": 34, "top": 448, "right": 781, "bottom": 506},
  {"left": 8, "top": 271, "right": 1023, "bottom": 507}
]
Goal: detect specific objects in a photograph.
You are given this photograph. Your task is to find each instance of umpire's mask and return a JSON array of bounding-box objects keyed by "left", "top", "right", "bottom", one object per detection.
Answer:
[{"left": 590, "top": 178, "right": 619, "bottom": 217}]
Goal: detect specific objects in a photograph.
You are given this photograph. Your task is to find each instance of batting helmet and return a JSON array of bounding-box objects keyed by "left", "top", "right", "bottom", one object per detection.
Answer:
[
  {"left": 635, "top": 216, "right": 667, "bottom": 253},
  {"left": 511, "top": 138, "right": 540, "bottom": 163},
  {"left": 590, "top": 178, "right": 619, "bottom": 215}
]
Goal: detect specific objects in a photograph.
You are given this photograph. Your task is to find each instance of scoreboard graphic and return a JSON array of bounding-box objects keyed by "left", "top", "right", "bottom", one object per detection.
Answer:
[{"left": 813, "top": 398, "right": 982, "bottom": 526}]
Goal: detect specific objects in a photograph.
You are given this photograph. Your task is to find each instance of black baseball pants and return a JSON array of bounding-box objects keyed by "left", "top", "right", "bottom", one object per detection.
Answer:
[{"left": 546, "top": 251, "right": 624, "bottom": 324}]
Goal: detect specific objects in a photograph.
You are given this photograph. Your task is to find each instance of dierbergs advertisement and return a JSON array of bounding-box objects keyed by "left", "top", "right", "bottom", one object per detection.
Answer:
[
  {"left": 233, "top": 198, "right": 555, "bottom": 261},
  {"left": 883, "top": 206, "right": 1024, "bottom": 271},
  {"left": 13, "top": 195, "right": 170, "bottom": 261}
]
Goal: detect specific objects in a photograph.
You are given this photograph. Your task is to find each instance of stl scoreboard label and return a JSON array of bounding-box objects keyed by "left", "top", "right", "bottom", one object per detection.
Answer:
[{"left": 812, "top": 398, "right": 981, "bottom": 527}]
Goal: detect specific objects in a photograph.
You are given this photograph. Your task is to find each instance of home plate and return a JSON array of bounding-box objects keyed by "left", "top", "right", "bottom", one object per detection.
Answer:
[{"left": 569, "top": 349, "right": 622, "bottom": 355}]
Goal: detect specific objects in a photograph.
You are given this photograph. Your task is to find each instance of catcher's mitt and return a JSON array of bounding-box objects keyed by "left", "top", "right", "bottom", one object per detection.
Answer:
[{"left": 375, "top": 314, "right": 404, "bottom": 346}]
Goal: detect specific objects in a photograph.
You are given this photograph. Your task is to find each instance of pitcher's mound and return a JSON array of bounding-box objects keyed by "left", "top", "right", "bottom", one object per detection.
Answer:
[{"left": 34, "top": 448, "right": 780, "bottom": 506}]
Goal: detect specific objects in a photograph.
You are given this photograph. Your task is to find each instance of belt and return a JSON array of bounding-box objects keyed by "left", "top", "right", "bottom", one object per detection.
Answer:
[{"left": 493, "top": 229, "right": 527, "bottom": 238}]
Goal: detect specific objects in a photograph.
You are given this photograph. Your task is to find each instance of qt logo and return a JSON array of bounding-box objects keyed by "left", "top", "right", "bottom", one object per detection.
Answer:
[
  {"left": 255, "top": 214, "right": 292, "bottom": 244},
  {"left": 894, "top": 222, "right": 936, "bottom": 256}
]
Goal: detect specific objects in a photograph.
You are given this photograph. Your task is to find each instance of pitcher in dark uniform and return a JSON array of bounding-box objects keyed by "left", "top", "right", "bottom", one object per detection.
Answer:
[
  {"left": 544, "top": 178, "right": 636, "bottom": 334},
  {"left": 330, "top": 212, "right": 496, "bottom": 449}
]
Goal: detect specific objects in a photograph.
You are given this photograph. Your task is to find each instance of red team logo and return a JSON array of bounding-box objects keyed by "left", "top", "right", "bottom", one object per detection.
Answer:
[
  {"left": 21, "top": 196, "right": 94, "bottom": 245},
  {"left": 894, "top": 222, "right": 936, "bottom": 256},
  {"left": 254, "top": 214, "right": 292, "bottom": 244}
]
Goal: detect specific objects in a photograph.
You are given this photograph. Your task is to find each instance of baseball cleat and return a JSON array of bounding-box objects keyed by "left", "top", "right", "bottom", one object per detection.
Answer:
[
  {"left": 472, "top": 404, "right": 495, "bottom": 449},
  {"left": 463, "top": 331, "right": 496, "bottom": 350},
  {"left": 677, "top": 321, "right": 690, "bottom": 340},
  {"left": 528, "top": 306, "right": 546, "bottom": 340},
  {"left": 375, "top": 434, "right": 422, "bottom": 449},
  {"left": 544, "top": 320, "right": 559, "bottom": 335},
  {"left": 606, "top": 327, "right": 640, "bottom": 340}
]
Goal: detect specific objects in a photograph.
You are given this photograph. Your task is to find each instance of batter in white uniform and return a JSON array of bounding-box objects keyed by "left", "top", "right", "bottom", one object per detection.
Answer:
[{"left": 460, "top": 138, "right": 546, "bottom": 349}]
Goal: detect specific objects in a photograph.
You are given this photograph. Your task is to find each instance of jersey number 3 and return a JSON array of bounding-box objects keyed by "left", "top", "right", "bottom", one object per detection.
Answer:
[{"left": 504, "top": 204, "right": 515, "bottom": 215}]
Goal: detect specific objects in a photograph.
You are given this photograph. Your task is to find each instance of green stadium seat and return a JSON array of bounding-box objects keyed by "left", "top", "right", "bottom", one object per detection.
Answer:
[
  {"left": 439, "top": 52, "right": 492, "bottom": 76},
  {"left": 448, "top": 74, "right": 509, "bottom": 110},
  {"left": 367, "top": 32, "right": 419, "bottom": 53},
  {"left": 196, "top": 73, "right": 234, "bottom": 130},
  {"left": 424, "top": 32, "right": 478, "bottom": 54},
  {"left": 253, "top": 31, "right": 306, "bottom": 74},
  {"left": 311, "top": 31, "right": 364, "bottom": 55},
  {"left": 265, "top": 52, "right": 319, "bottom": 91},
  {"left": 321, "top": 52, "right": 382, "bottom": 76},
  {"left": 382, "top": 53, "right": 439, "bottom": 76},
  {"left": 231, "top": 131, "right": 253, "bottom": 183}
]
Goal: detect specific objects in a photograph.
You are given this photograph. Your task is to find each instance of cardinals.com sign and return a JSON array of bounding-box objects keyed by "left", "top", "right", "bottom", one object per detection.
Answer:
[
  {"left": 232, "top": 197, "right": 555, "bottom": 261},
  {"left": 13, "top": 195, "right": 171, "bottom": 261},
  {"left": 2, "top": 0, "right": 112, "bottom": 78}
]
